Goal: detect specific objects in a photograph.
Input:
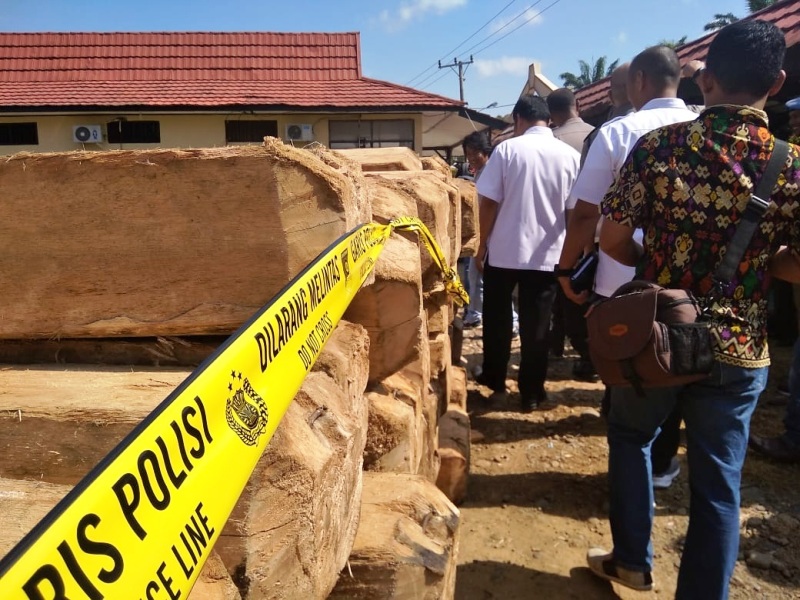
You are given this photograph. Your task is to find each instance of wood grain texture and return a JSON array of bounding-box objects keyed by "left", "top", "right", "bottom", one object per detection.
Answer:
[{"left": 0, "top": 141, "right": 369, "bottom": 339}]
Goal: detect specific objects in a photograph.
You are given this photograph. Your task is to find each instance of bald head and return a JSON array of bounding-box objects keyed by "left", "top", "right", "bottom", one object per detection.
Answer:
[
  {"left": 627, "top": 45, "right": 681, "bottom": 109},
  {"left": 609, "top": 63, "right": 630, "bottom": 107}
]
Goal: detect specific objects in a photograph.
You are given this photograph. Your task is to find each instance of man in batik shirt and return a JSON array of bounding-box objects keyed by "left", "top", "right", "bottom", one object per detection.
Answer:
[{"left": 587, "top": 21, "right": 800, "bottom": 599}]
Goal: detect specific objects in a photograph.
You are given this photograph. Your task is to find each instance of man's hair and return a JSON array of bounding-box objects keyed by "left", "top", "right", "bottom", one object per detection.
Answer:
[
  {"left": 462, "top": 131, "right": 493, "bottom": 156},
  {"left": 630, "top": 45, "right": 681, "bottom": 90},
  {"left": 512, "top": 95, "right": 550, "bottom": 123},
  {"left": 546, "top": 88, "right": 576, "bottom": 115},
  {"left": 706, "top": 19, "right": 785, "bottom": 97}
]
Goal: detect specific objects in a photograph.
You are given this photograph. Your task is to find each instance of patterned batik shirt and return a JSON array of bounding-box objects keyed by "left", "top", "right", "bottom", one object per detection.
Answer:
[{"left": 601, "top": 105, "right": 800, "bottom": 368}]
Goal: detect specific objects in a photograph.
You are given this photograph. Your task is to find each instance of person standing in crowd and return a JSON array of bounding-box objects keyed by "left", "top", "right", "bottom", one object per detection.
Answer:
[
  {"left": 547, "top": 88, "right": 595, "bottom": 153},
  {"left": 557, "top": 45, "right": 697, "bottom": 489},
  {"left": 475, "top": 95, "right": 580, "bottom": 411},
  {"left": 459, "top": 131, "right": 493, "bottom": 329},
  {"left": 587, "top": 21, "right": 800, "bottom": 598},
  {"left": 546, "top": 88, "right": 596, "bottom": 377},
  {"left": 749, "top": 95, "right": 800, "bottom": 464}
]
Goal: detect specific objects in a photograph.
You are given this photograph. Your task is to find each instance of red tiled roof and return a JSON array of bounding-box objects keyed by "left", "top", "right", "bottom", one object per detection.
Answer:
[
  {"left": 575, "top": 0, "right": 800, "bottom": 116},
  {"left": 0, "top": 78, "right": 462, "bottom": 109},
  {"left": 0, "top": 31, "right": 463, "bottom": 110}
]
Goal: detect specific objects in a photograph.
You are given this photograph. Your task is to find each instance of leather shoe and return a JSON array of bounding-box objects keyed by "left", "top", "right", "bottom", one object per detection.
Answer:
[{"left": 749, "top": 434, "right": 800, "bottom": 463}]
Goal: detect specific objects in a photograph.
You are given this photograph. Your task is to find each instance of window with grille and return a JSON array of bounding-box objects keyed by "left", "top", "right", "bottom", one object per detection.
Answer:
[
  {"left": 329, "top": 119, "right": 414, "bottom": 149},
  {"left": 0, "top": 122, "right": 38, "bottom": 145},
  {"left": 107, "top": 120, "right": 161, "bottom": 143},
  {"left": 225, "top": 120, "right": 278, "bottom": 143}
]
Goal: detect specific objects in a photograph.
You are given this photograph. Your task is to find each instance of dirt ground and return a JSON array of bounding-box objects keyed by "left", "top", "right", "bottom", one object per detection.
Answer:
[{"left": 455, "top": 325, "right": 800, "bottom": 600}]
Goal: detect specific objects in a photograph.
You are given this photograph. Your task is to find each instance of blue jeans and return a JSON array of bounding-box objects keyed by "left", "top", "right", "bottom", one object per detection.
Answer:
[
  {"left": 607, "top": 361, "right": 767, "bottom": 600},
  {"left": 457, "top": 257, "right": 484, "bottom": 320},
  {"left": 783, "top": 338, "right": 800, "bottom": 447}
]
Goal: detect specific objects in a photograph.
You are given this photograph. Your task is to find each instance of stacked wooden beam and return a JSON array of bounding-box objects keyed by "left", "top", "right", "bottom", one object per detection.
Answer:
[
  {"left": 332, "top": 147, "right": 475, "bottom": 598},
  {"left": 0, "top": 142, "right": 373, "bottom": 598},
  {"left": 0, "top": 142, "right": 473, "bottom": 599}
]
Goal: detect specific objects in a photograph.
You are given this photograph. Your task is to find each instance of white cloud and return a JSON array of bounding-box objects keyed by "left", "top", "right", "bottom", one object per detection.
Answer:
[
  {"left": 475, "top": 56, "right": 533, "bottom": 78},
  {"left": 379, "top": 0, "right": 467, "bottom": 29},
  {"left": 490, "top": 8, "right": 544, "bottom": 34},
  {"left": 614, "top": 31, "right": 628, "bottom": 44}
]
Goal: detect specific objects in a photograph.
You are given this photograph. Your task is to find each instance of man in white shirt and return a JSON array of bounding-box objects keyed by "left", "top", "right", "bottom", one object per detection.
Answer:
[
  {"left": 476, "top": 95, "right": 580, "bottom": 411},
  {"left": 556, "top": 46, "right": 698, "bottom": 489},
  {"left": 558, "top": 45, "right": 698, "bottom": 303}
]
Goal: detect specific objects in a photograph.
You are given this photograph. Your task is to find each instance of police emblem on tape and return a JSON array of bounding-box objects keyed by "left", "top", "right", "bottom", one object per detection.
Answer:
[{"left": 225, "top": 371, "right": 269, "bottom": 446}]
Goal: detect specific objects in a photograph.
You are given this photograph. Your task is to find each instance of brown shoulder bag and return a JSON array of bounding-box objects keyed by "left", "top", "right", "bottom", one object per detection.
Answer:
[{"left": 587, "top": 139, "right": 789, "bottom": 395}]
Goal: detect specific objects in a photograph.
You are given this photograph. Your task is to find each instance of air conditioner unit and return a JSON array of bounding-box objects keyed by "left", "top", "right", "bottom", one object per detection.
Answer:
[
  {"left": 285, "top": 123, "right": 314, "bottom": 142},
  {"left": 73, "top": 125, "right": 103, "bottom": 143}
]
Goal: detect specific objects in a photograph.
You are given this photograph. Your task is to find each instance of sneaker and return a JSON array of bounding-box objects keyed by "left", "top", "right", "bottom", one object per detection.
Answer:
[
  {"left": 586, "top": 548, "right": 653, "bottom": 592},
  {"left": 520, "top": 391, "right": 547, "bottom": 413},
  {"left": 463, "top": 313, "right": 482, "bottom": 328},
  {"left": 652, "top": 456, "right": 680, "bottom": 489},
  {"left": 573, "top": 359, "right": 599, "bottom": 382}
]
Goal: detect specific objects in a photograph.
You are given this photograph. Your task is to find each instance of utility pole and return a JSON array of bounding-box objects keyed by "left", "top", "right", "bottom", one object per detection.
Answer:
[{"left": 438, "top": 56, "right": 474, "bottom": 102}]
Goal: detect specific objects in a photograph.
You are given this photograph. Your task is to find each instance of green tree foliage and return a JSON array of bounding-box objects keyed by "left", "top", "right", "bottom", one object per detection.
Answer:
[
  {"left": 659, "top": 36, "right": 688, "bottom": 49},
  {"left": 703, "top": 12, "right": 739, "bottom": 31},
  {"left": 560, "top": 57, "right": 620, "bottom": 90},
  {"left": 747, "top": 0, "right": 776, "bottom": 12}
]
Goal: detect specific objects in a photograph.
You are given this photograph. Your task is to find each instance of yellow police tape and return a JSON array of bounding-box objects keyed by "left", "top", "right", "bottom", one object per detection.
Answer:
[{"left": 0, "top": 217, "right": 467, "bottom": 599}]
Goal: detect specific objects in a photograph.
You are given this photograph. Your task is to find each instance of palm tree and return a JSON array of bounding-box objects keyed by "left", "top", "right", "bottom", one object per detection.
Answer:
[
  {"left": 560, "top": 57, "right": 620, "bottom": 90},
  {"left": 659, "top": 36, "right": 688, "bottom": 49},
  {"left": 703, "top": 12, "right": 739, "bottom": 31},
  {"left": 747, "top": 0, "right": 776, "bottom": 12}
]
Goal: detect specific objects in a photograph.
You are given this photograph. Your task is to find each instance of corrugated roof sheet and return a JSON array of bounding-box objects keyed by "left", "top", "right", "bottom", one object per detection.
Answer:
[
  {"left": 0, "top": 31, "right": 463, "bottom": 109},
  {"left": 575, "top": 0, "right": 800, "bottom": 116}
]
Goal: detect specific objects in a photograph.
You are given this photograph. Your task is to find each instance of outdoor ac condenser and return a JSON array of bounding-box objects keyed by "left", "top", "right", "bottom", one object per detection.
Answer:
[
  {"left": 73, "top": 125, "right": 103, "bottom": 143},
  {"left": 285, "top": 123, "right": 314, "bottom": 142}
]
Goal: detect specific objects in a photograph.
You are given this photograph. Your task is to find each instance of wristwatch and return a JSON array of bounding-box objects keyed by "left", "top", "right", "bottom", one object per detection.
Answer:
[{"left": 553, "top": 264, "right": 574, "bottom": 278}]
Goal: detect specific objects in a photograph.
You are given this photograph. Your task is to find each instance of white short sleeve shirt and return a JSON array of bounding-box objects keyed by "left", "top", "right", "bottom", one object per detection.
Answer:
[
  {"left": 567, "top": 98, "right": 699, "bottom": 296},
  {"left": 477, "top": 126, "right": 580, "bottom": 271}
]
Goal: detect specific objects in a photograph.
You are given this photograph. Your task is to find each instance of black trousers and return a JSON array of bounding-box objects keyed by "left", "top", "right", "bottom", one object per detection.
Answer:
[
  {"left": 550, "top": 287, "right": 591, "bottom": 359},
  {"left": 482, "top": 263, "right": 556, "bottom": 400}
]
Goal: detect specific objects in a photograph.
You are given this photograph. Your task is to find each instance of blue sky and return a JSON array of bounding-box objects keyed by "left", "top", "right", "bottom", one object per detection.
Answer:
[{"left": 2, "top": 0, "right": 753, "bottom": 115}]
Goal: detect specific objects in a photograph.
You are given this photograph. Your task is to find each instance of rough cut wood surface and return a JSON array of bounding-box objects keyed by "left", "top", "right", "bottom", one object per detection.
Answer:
[
  {"left": 329, "top": 472, "right": 460, "bottom": 600},
  {"left": 0, "top": 141, "right": 369, "bottom": 339},
  {"left": 0, "top": 477, "right": 241, "bottom": 599},
  {"left": 421, "top": 154, "right": 454, "bottom": 179},
  {"left": 452, "top": 178, "right": 479, "bottom": 257},
  {"left": 214, "top": 321, "right": 369, "bottom": 600},
  {"left": 334, "top": 147, "right": 423, "bottom": 172},
  {"left": 344, "top": 234, "right": 426, "bottom": 384},
  {"left": 0, "top": 322, "right": 369, "bottom": 600},
  {"left": 436, "top": 405, "right": 471, "bottom": 506},
  {"left": 366, "top": 172, "right": 452, "bottom": 288},
  {"left": 363, "top": 367, "right": 425, "bottom": 475},
  {"left": 0, "top": 336, "right": 221, "bottom": 366}
]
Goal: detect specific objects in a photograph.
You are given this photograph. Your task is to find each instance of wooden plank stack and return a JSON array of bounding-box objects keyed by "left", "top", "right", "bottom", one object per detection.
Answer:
[{"left": 0, "top": 142, "right": 475, "bottom": 599}]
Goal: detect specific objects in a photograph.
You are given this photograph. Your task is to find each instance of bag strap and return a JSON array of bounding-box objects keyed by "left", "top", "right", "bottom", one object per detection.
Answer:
[{"left": 712, "top": 139, "right": 789, "bottom": 287}]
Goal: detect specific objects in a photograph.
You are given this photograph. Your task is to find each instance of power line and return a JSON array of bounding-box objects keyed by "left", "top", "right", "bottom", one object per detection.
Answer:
[
  {"left": 416, "top": 0, "right": 544, "bottom": 92},
  {"left": 421, "top": 0, "right": 566, "bottom": 98},
  {"left": 404, "top": 0, "right": 519, "bottom": 87},
  {"left": 455, "top": 0, "right": 547, "bottom": 60},
  {"left": 470, "top": 0, "right": 564, "bottom": 58}
]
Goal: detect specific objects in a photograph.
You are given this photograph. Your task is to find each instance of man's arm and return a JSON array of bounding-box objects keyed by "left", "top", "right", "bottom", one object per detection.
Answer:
[
  {"left": 557, "top": 200, "right": 601, "bottom": 302},
  {"left": 599, "top": 218, "right": 641, "bottom": 266},
  {"left": 769, "top": 247, "right": 800, "bottom": 283},
  {"left": 475, "top": 196, "right": 499, "bottom": 274}
]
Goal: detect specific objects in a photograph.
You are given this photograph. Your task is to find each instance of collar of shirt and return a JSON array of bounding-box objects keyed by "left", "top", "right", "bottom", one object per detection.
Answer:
[
  {"left": 523, "top": 125, "right": 554, "bottom": 137},
  {"left": 638, "top": 97, "right": 691, "bottom": 112},
  {"left": 560, "top": 117, "right": 585, "bottom": 127},
  {"left": 697, "top": 104, "right": 769, "bottom": 129}
]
